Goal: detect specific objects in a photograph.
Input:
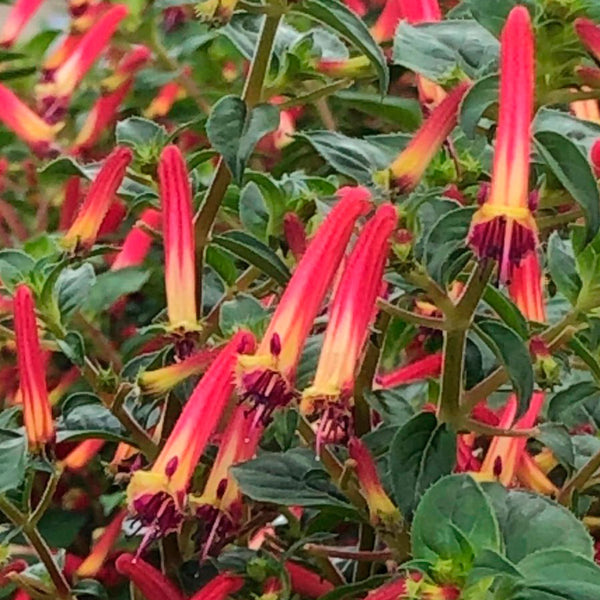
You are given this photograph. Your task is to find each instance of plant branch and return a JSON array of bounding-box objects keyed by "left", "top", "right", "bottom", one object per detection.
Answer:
[
  {"left": 377, "top": 299, "right": 447, "bottom": 330},
  {"left": 558, "top": 446, "right": 600, "bottom": 505},
  {"left": 305, "top": 544, "right": 392, "bottom": 561}
]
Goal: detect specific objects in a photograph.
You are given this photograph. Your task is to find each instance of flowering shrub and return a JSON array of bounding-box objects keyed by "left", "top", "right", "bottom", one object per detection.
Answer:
[{"left": 1, "top": 0, "right": 600, "bottom": 598}]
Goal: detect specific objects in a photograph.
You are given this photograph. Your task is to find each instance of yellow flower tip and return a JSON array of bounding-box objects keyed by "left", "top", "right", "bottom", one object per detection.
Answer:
[{"left": 126, "top": 470, "right": 171, "bottom": 507}]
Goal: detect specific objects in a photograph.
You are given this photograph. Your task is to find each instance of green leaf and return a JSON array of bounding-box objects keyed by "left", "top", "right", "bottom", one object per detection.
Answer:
[
  {"left": 547, "top": 232, "right": 581, "bottom": 306},
  {"left": 574, "top": 240, "right": 600, "bottom": 312},
  {"left": 484, "top": 486, "right": 594, "bottom": 563},
  {"left": 515, "top": 549, "right": 600, "bottom": 600},
  {"left": 534, "top": 131, "right": 600, "bottom": 244},
  {"left": 72, "top": 579, "right": 108, "bottom": 600},
  {"left": 460, "top": 74, "right": 498, "bottom": 138},
  {"left": 292, "top": 0, "right": 388, "bottom": 94},
  {"left": 468, "top": 549, "right": 522, "bottom": 585},
  {"left": 55, "top": 264, "right": 96, "bottom": 320},
  {"left": 211, "top": 231, "right": 290, "bottom": 285},
  {"left": 363, "top": 388, "right": 415, "bottom": 426},
  {"left": 317, "top": 575, "right": 388, "bottom": 600},
  {"left": 239, "top": 181, "right": 270, "bottom": 240},
  {"left": 536, "top": 423, "right": 575, "bottom": 470},
  {"left": 464, "top": 0, "right": 536, "bottom": 35},
  {"left": 569, "top": 335, "right": 600, "bottom": 383},
  {"left": 475, "top": 320, "right": 533, "bottom": 415},
  {"left": 411, "top": 474, "right": 501, "bottom": 565},
  {"left": 206, "top": 95, "right": 279, "bottom": 184},
  {"left": 38, "top": 509, "right": 87, "bottom": 548},
  {"left": 219, "top": 293, "right": 268, "bottom": 337},
  {"left": 389, "top": 412, "right": 456, "bottom": 519},
  {"left": 534, "top": 108, "right": 600, "bottom": 155},
  {"left": 0, "top": 249, "right": 35, "bottom": 289},
  {"left": 548, "top": 382, "right": 600, "bottom": 430},
  {"left": 393, "top": 20, "right": 499, "bottom": 82},
  {"left": 482, "top": 285, "right": 528, "bottom": 338},
  {"left": 0, "top": 430, "right": 27, "bottom": 494},
  {"left": 231, "top": 447, "right": 354, "bottom": 510},
  {"left": 56, "top": 331, "right": 86, "bottom": 368},
  {"left": 85, "top": 267, "right": 150, "bottom": 314},
  {"left": 115, "top": 117, "right": 168, "bottom": 151}
]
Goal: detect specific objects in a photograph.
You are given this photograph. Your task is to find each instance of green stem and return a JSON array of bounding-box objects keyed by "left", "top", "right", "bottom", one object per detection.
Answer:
[
  {"left": 377, "top": 299, "right": 447, "bottom": 330},
  {"left": 542, "top": 88, "right": 600, "bottom": 106},
  {"left": 437, "top": 328, "right": 467, "bottom": 426},
  {"left": 0, "top": 496, "right": 72, "bottom": 599},
  {"left": 558, "top": 446, "right": 600, "bottom": 506},
  {"left": 537, "top": 209, "right": 583, "bottom": 230},
  {"left": 30, "top": 468, "right": 62, "bottom": 526}
]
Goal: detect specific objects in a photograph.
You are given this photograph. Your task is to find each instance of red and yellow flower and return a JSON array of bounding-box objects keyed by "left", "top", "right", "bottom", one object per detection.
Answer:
[
  {"left": 144, "top": 74, "right": 188, "bottom": 120},
  {"left": 115, "top": 554, "right": 185, "bottom": 600},
  {"left": 111, "top": 208, "right": 161, "bottom": 271},
  {"left": 375, "top": 352, "right": 443, "bottom": 389},
  {"left": 0, "top": 0, "right": 44, "bottom": 47}
]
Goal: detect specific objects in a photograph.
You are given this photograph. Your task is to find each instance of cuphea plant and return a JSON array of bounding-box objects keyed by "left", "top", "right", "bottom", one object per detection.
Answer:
[{"left": 0, "top": 0, "right": 599, "bottom": 599}]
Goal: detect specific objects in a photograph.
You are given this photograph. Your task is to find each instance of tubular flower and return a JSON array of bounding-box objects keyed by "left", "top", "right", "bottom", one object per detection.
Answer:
[
  {"left": 188, "top": 572, "right": 245, "bottom": 600},
  {"left": 73, "top": 46, "right": 151, "bottom": 153},
  {"left": 575, "top": 65, "right": 600, "bottom": 89},
  {"left": 300, "top": 204, "right": 397, "bottom": 444},
  {"left": 516, "top": 452, "right": 558, "bottom": 496},
  {"left": 283, "top": 213, "right": 307, "bottom": 261},
  {"left": 61, "top": 438, "right": 105, "bottom": 471},
  {"left": 237, "top": 187, "right": 371, "bottom": 426},
  {"left": 592, "top": 139, "right": 600, "bottom": 178},
  {"left": 575, "top": 17, "right": 600, "bottom": 63},
  {"left": 571, "top": 96, "right": 600, "bottom": 123},
  {"left": 144, "top": 76, "right": 187, "bottom": 119},
  {"left": 76, "top": 509, "right": 127, "bottom": 578},
  {"left": 0, "top": 84, "right": 60, "bottom": 156},
  {"left": 365, "top": 577, "right": 408, "bottom": 600},
  {"left": 42, "top": 34, "right": 83, "bottom": 80},
  {"left": 371, "top": 0, "right": 403, "bottom": 43},
  {"left": 159, "top": 145, "right": 197, "bottom": 330},
  {"left": 476, "top": 392, "right": 545, "bottom": 486},
  {"left": 36, "top": 4, "right": 128, "bottom": 122},
  {"left": 139, "top": 346, "right": 219, "bottom": 395},
  {"left": 59, "top": 177, "right": 83, "bottom": 231},
  {"left": 115, "top": 554, "right": 185, "bottom": 600},
  {"left": 190, "top": 404, "right": 264, "bottom": 554},
  {"left": 316, "top": 56, "right": 371, "bottom": 79},
  {"left": 0, "top": 0, "right": 44, "bottom": 47},
  {"left": 468, "top": 7, "right": 537, "bottom": 283},
  {"left": 111, "top": 208, "right": 161, "bottom": 271},
  {"left": 110, "top": 441, "right": 138, "bottom": 470},
  {"left": 389, "top": 81, "right": 470, "bottom": 192},
  {"left": 284, "top": 561, "right": 335, "bottom": 598},
  {"left": 14, "top": 284, "right": 54, "bottom": 451},
  {"left": 375, "top": 352, "right": 443, "bottom": 389},
  {"left": 126, "top": 331, "right": 255, "bottom": 548},
  {"left": 62, "top": 146, "right": 133, "bottom": 250},
  {"left": 348, "top": 437, "right": 401, "bottom": 531},
  {"left": 508, "top": 252, "right": 546, "bottom": 323}
]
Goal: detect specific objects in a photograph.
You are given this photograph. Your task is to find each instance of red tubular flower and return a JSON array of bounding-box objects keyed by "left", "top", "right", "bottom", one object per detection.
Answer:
[
  {"left": 315, "top": 56, "right": 371, "bottom": 79},
  {"left": 237, "top": 187, "right": 371, "bottom": 425},
  {"left": 376, "top": 352, "right": 443, "bottom": 389},
  {"left": 365, "top": 576, "right": 409, "bottom": 600},
  {"left": 575, "top": 17, "right": 600, "bottom": 63},
  {"left": 0, "top": 559, "right": 28, "bottom": 586},
  {"left": 49, "top": 366, "right": 79, "bottom": 405},
  {"left": 283, "top": 213, "right": 307, "bottom": 261},
  {"left": 127, "top": 331, "right": 256, "bottom": 548},
  {"left": 300, "top": 204, "right": 397, "bottom": 444},
  {"left": 576, "top": 65, "right": 600, "bottom": 89},
  {"left": 0, "top": 84, "right": 60, "bottom": 156},
  {"left": 371, "top": 0, "right": 403, "bottom": 43},
  {"left": 59, "top": 177, "right": 83, "bottom": 231},
  {"left": 284, "top": 561, "right": 334, "bottom": 598},
  {"left": 348, "top": 437, "right": 400, "bottom": 528},
  {"left": 144, "top": 76, "right": 187, "bottom": 119},
  {"left": 389, "top": 82, "right": 470, "bottom": 192},
  {"left": 36, "top": 4, "right": 128, "bottom": 122},
  {"left": 42, "top": 34, "right": 83, "bottom": 80},
  {"left": 508, "top": 252, "right": 546, "bottom": 323},
  {"left": 77, "top": 509, "right": 126, "bottom": 578},
  {"left": 14, "top": 284, "right": 55, "bottom": 451},
  {"left": 592, "top": 139, "right": 600, "bottom": 177},
  {"left": 398, "top": 0, "right": 441, "bottom": 21},
  {"left": 159, "top": 145, "right": 197, "bottom": 330},
  {"left": 61, "top": 438, "right": 105, "bottom": 471},
  {"left": 139, "top": 345, "right": 219, "bottom": 395},
  {"left": 516, "top": 451, "right": 558, "bottom": 496},
  {"left": 111, "top": 208, "right": 161, "bottom": 271},
  {"left": 188, "top": 572, "right": 244, "bottom": 600},
  {"left": 0, "top": 0, "right": 44, "bottom": 47},
  {"left": 468, "top": 7, "right": 537, "bottom": 283},
  {"left": 62, "top": 146, "right": 132, "bottom": 250},
  {"left": 73, "top": 46, "right": 151, "bottom": 153},
  {"left": 344, "top": 0, "right": 367, "bottom": 16},
  {"left": 115, "top": 554, "right": 185, "bottom": 600}
]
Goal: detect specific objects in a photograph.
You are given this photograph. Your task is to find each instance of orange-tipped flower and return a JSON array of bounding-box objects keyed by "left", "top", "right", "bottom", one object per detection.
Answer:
[
  {"left": 284, "top": 561, "right": 335, "bottom": 598},
  {"left": 111, "top": 209, "right": 161, "bottom": 271},
  {"left": 63, "top": 146, "right": 132, "bottom": 250},
  {"left": 316, "top": 56, "right": 371, "bottom": 79},
  {"left": 371, "top": 0, "right": 403, "bottom": 43},
  {"left": 115, "top": 554, "right": 185, "bottom": 600},
  {"left": 42, "top": 34, "right": 83, "bottom": 79},
  {"left": 468, "top": 7, "right": 537, "bottom": 282},
  {"left": 237, "top": 187, "right": 371, "bottom": 425},
  {"left": 139, "top": 345, "right": 218, "bottom": 395},
  {"left": 0, "top": 0, "right": 44, "bottom": 47},
  {"left": 159, "top": 145, "right": 197, "bottom": 330},
  {"left": 508, "top": 252, "right": 546, "bottom": 323},
  {"left": 398, "top": 0, "right": 441, "bottom": 21},
  {"left": 73, "top": 46, "right": 151, "bottom": 153},
  {"left": 571, "top": 96, "right": 600, "bottom": 123},
  {"left": 36, "top": 4, "right": 128, "bottom": 121},
  {"left": 375, "top": 352, "right": 443, "bottom": 389},
  {"left": 77, "top": 509, "right": 126, "bottom": 577},
  {"left": 127, "top": 331, "right": 255, "bottom": 546},
  {"left": 389, "top": 81, "right": 470, "bottom": 192},
  {"left": 365, "top": 577, "right": 409, "bottom": 600},
  {"left": 144, "top": 77, "right": 187, "bottom": 119},
  {"left": 516, "top": 451, "right": 558, "bottom": 496},
  {"left": 61, "top": 438, "right": 105, "bottom": 471},
  {"left": 59, "top": 177, "right": 83, "bottom": 231},
  {"left": 0, "top": 84, "right": 60, "bottom": 156},
  {"left": 476, "top": 391, "right": 544, "bottom": 486},
  {"left": 575, "top": 17, "right": 600, "bottom": 63},
  {"left": 14, "top": 284, "right": 54, "bottom": 451},
  {"left": 301, "top": 204, "right": 397, "bottom": 443},
  {"left": 189, "top": 573, "right": 245, "bottom": 600},
  {"left": 348, "top": 437, "right": 400, "bottom": 528}
]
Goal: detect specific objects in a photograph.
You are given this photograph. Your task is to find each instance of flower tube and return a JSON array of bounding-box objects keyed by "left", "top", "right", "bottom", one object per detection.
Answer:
[
  {"left": 468, "top": 6, "right": 537, "bottom": 282},
  {"left": 375, "top": 352, "right": 443, "bottom": 389},
  {"left": 0, "top": 0, "right": 44, "bottom": 47},
  {"left": 144, "top": 77, "right": 187, "bottom": 119},
  {"left": 159, "top": 145, "right": 197, "bottom": 330},
  {"left": 371, "top": 0, "right": 403, "bottom": 43},
  {"left": 61, "top": 438, "right": 105, "bottom": 471},
  {"left": 284, "top": 561, "right": 334, "bottom": 598},
  {"left": 575, "top": 17, "right": 600, "bottom": 63},
  {"left": 300, "top": 204, "right": 397, "bottom": 444},
  {"left": 127, "top": 331, "right": 255, "bottom": 547},
  {"left": 237, "top": 187, "right": 371, "bottom": 425},
  {"left": 115, "top": 554, "right": 185, "bottom": 600},
  {"left": 189, "top": 572, "right": 244, "bottom": 600},
  {"left": 0, "top": 84, "right": 60, "bottom": 156},
  {"left": 111, "top": 209, "right": 161, "bottom": 271},
  {"left": 389, "top": 81, "right": 470, "bottom": 192},
  {"left": 14, "top": 284, "right": 54, "bottom": 451},
  {"left": 508, "top": 252, "right": 546, "bottom": 323},
  {"left": 62, "top": 146, "right": 132, "bottom": 250}
]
